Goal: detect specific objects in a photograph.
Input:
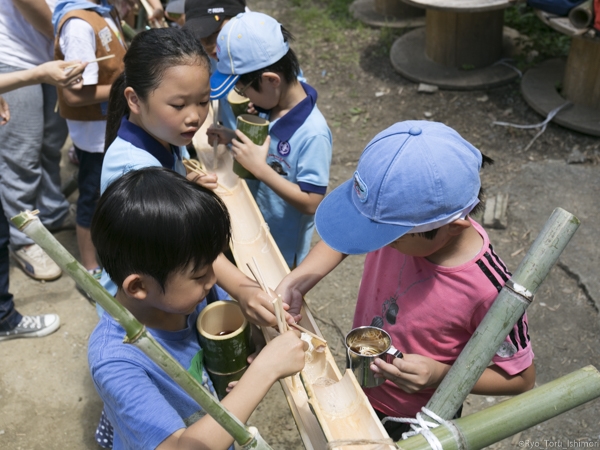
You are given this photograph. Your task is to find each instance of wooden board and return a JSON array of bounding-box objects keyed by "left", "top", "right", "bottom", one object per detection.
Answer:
[{"left": 192, "top": 116, "right": 395, "bottom": 450}]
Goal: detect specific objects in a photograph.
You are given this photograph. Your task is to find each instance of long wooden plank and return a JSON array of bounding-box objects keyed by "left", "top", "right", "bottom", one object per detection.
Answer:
[{"left": 192, "top": 119, "right": 394, "bottom": 450}]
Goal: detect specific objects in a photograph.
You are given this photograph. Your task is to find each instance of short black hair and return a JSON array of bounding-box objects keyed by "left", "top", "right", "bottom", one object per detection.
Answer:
[
  {"left": 91, "top": 167, "right": 231, "bottom": 291},
  {"left": 417, "top": 153, "right": 494, "bottom": 240},
  {"left": 237, "top": 26, "right": 300, "bottom": 92}
]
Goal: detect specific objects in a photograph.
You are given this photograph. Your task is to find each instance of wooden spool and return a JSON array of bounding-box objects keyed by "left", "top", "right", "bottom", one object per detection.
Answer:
[
  {"left": 350, "top": 0, "right": 424, "bottom": 29},
  {"left": 390, "top": 0, "right": 518, "bottom": 90},
  {"left": 425, "top": 9, "right": 504, "bottom": 68},
  {"left": 562, "top": 35, "right": 600, "bottom": 109}
]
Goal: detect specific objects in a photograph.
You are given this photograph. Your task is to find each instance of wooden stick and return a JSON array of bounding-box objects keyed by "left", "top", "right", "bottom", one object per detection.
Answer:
[
  {"left": 183, "top": 159, "right": 233, "bottom": 194},
  {"left": 65, "top": 54, "right": 115, "bottom": 70},
  {"left": 212, "top": 101, "right": 219, "bottom": 171},
  {"left": 289, "top": 322, "right": 327, "bottom": 345}
]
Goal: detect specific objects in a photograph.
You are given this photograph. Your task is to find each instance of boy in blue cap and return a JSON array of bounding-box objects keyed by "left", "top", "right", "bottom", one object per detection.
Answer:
[
  {"left": 276, "top": 120, "right": 536, "bottom": 439},
  {"left": 207, "top": 11, "right": 332, "bottom": 268}
]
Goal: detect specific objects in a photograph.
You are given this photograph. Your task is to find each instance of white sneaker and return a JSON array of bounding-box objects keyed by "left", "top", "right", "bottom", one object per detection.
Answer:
[
  {"left": 10, "top": 244, "right": 62, "bottom": 281},
  {"left": 0, "top": 314, "right": 60, "bottom": 341}
]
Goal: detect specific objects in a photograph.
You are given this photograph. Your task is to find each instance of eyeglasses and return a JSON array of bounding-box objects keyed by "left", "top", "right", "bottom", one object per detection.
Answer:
[{"left": 233, "top": 76, "right": 258, "bottom": 97}]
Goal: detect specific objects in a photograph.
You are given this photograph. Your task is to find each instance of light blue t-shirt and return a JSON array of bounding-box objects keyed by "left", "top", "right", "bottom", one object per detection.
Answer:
[
  {"left": 88, "top": 287, "right": 227, "bottom": 450},
  {"left": 99, "top": 116, "right": 190, "bottom": 296},
  {"left": 247, "top": 82, "right": 332, "bottom": 267}
]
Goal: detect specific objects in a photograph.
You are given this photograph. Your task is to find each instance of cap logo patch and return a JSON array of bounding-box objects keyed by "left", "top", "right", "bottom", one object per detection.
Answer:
[
  {"left": 277, "top": 141, "right": 291, "bottom": 156},
  {"left": 208, "top": 8, "right": 224, "bottom": 13},
  {"left": 353, "top": 171, "right": 368, "bottom": 203}
]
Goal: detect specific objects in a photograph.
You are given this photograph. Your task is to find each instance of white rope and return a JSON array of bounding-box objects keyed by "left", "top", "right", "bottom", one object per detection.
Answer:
[
  {"left": 382, "top": 407, "right": 453, "bottom": 450},
  {"left": 492, "top": 102, "right": 572, "bottom": 151},
  {"left": 493, "top": 58, "right": 523, "bottom": 78}
]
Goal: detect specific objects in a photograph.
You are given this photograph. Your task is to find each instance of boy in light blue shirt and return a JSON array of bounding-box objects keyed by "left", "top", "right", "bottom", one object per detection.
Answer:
[{"left": 208, "top": 12, "right": 332, "bottom": 267}]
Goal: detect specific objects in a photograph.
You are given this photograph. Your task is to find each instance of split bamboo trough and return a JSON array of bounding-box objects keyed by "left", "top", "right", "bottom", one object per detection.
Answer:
[{"left": 192, "top": 117, "right": 395, "bottom": 450}]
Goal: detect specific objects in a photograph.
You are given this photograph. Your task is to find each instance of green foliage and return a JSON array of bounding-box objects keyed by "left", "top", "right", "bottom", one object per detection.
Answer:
[{"left": 504, "top": 4, "right": 571, "bottom": 68}]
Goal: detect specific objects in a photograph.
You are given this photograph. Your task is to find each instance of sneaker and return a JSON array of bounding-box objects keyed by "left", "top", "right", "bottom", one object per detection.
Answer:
[
  {"left": 76, "top": 267, "right": 102, "bottom": 306},
  {"left": 0, "top": 314, "right": 60, "bottom": 341},
  {"left": 47, "top": 203, "right": 77, "bottom": 232},
  {"left": 11, "top": 244, "right": 62, "bottom": 281}
]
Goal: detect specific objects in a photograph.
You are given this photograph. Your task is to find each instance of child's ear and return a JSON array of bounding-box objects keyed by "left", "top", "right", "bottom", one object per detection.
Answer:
[
  {"left": 121, "top": 274, "right": 148, "bottom": 300},
  {"left": 262, "top": 72, "right": 281, "bottom": 88},
  {"left": 124, "top": 87, "right": 142, "bottom": 114},
  {"left": 447, "top": 218, "right": 471, "bottom": 236}
]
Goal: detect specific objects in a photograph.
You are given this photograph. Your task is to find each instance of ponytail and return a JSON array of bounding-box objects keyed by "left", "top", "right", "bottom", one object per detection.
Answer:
[{"left": 105, "top": 72, "right": 128, "bottom": 150}]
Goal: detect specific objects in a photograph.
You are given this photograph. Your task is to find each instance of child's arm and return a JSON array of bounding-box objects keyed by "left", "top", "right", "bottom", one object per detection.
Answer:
[
  {"left": 276, "top": 240, "right": 347, "bottom": 320},
  {"left": 156, "top": 330, "right": 307, "bottom": 450},
  {"left": 13, "top": 0, "right": 54, "bottom": 39},
  {"left": 231, "top": 131, "right": 323, "bottom": 214},
  {"left": 0, "top": 60, "right": 86, "bottom": 94},
  {"left": 213, "top": 254, "right": 280, "bottom": 327},
  {"left": 371, "top": 354, "right": 535, "bottom": 395},
  {"left": 206, "top": 124, "right": 237, "bottom": 146},
  {"left": 61, "top": 83, "right": 112, "bottom": 106}
]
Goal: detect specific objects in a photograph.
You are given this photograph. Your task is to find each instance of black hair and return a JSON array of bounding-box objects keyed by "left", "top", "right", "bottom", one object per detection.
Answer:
[
  {"left": 105, "top": 27, "right": 211, "bottom": 149},
  {"left": 237, "top": 26, "right": 300, "bottom": 92},
  {"left": 417, "top": 153, "right": 494, "bottom": 240},
  {"left": 91, "top": 167, "right": 231, "bottom": 291}
]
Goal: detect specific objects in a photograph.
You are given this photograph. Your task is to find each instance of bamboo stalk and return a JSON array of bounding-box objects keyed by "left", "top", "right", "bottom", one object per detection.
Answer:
[
  {"left": 399, "top": 366, "right": 600, "bottom": 450},
  {"left": 10, "top": 211, "right": 273, "bottom": 450},
  {"left": 569, "top": 0, "right": 594, "bottom": 29},
  {"left": 425, "top": 208, "right": 580, "bottom": 420}
]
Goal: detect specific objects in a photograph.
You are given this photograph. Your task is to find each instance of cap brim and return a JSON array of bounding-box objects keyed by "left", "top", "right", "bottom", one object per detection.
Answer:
[
  {"left": 210, "top": 71, "right": 239, "bottom": 100},
  {"left": 182, "top": 16, "right": 222, "bottom": 39},
  {"left": 315, "top": 179, "right": 412, "bottom": 255}
]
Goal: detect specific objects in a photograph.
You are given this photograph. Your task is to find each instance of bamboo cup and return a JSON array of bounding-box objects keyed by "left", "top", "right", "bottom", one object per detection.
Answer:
[
  {"left": 197, "top": 301, "right": 254, "bottom": 398},
  {"left": 227, "top": 90, "right": 251, "bottom": 118},
  {"left": 234, "top": 114, "right": 269, "bottom": 179}
]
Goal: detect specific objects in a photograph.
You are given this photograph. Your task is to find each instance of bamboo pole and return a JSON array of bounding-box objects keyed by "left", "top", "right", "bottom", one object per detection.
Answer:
[
  {"left": 10, "top": 211, "right": 273, "bottom": 450},
  {"left": 425, "top": 208, "right": 580, "bottom": 420},
  {"left": 399, "top": 366, "right": 600, "bottom": 450}
]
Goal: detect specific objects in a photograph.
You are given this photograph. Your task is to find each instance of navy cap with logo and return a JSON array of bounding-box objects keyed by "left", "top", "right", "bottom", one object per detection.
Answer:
[{"left": 182, "top": 0, "right": 246, "bottom": 39}]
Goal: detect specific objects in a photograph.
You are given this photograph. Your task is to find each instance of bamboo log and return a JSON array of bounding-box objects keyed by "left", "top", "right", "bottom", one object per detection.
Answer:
[
  {"left": 426, "top": 207, "right": 580, "bottom": 419},
  {"left": 10, "top": 211, "right": 273, "bottom": 450},
  {"left": 568, "top": 0, "right": 594, "bottom": 29},
  {"left": 399, "top": 366, "right": 600, "bottom": 450}
]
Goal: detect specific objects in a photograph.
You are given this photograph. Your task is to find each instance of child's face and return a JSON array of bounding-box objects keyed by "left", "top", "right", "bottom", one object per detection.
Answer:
[
  {"left": 200, "top": 28, "right": 222, "bottom": 60},
  {"left": 234, "top": 75, "right": 279, "bottom": 111},
  {"left": 387, "top": 229, "right": 449, "bottom": 258},
  {"left": 135, "top": 64, "right": 210, "bottom": 149},
  {"left": 147, "top": 263, "right": 217, "bottom": 316}
]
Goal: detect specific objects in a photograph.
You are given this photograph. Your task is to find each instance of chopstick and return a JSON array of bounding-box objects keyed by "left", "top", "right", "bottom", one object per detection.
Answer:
[
  {"left": 211, "top": 101, "right": 219, "bottom": 171},
  {"left": 183, "top": 159, "right": 232, "bottom": 194},
  {"left": 289, "top": 322, "right": 327, "bottom": 345},
  {"left": 65, "top": 54, "right": 115, "bottom": 70}
]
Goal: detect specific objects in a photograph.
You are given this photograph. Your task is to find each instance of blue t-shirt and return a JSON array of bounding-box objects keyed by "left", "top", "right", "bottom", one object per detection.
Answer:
[
  {"left": 248, "top": 82, "right": 332, "bottom": 267},
  {"left": 88, "top": 286, "right": 227, "bottom": 450},
  {"left": 99, "top": 116, "right": 190, "bottom": 296}
]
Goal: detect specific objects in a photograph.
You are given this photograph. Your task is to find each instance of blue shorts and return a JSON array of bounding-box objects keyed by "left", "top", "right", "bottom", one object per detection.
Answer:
[{"left": 75, "top": 147, "right": 104, "bottom": 228}]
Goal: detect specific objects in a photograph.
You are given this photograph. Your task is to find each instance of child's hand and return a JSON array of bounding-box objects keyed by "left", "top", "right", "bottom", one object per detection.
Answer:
[
  {"left": 246, "top": 102, "right": 258, "bottom": 115},
  {"left": 237, "top": 286, "right": 280, "bottom": 327},
  {"left": 37, "top": 60, "right": 87, "bottom": 88},
  {"left": 370, "top": 353, "right": 450, "bottom": 393},
  {"left": 206, "top": 124, "right": 236, "bottom": 146},
  {"left": 231, "top": 130, "right": 271, "bottom": 178},
  {"left": 186, "top": 170, "right": 219, "bottom": 191},
  {"left": 275, "top": 277, "right": 304, "bottom": 324},
  {"left": 0, "top": 96, "right": 9, "bottom": 125},
  {"left": 253, "top": 330, "right": 307, "bottom": 379}
]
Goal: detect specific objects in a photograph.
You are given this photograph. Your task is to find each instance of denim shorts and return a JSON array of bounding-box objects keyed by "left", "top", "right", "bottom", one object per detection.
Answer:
[{"left": 75, "top": 147, "right": 104, "bottom": 228}]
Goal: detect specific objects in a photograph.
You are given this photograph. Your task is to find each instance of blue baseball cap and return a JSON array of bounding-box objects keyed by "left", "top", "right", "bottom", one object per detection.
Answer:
[
  {"left": 210, "top": 11, "right": 289, "bottom": 99},
  {"left": 315, "top": 121, "right": 483, "bottom": 255}
]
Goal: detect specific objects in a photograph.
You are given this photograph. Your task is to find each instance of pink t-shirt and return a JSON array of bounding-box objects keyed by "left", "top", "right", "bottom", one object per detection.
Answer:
[{"left": 353, "top": 219, "right": 534, "bottom": 418}]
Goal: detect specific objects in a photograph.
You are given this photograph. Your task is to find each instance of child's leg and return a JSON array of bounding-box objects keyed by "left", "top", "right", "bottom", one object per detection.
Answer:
[{"left": 74, "top": 147, "right": 103, "bottom": 270}]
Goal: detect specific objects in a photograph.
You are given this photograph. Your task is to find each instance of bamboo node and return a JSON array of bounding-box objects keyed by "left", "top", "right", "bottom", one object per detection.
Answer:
[{"left": 504, "top": 279, "right": 534, "bottom": 303}]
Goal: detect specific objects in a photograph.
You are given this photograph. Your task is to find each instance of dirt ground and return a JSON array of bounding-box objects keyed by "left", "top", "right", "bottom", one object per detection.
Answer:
[{"left": 1, "top": 0, "right": 599, "bottom": 448}]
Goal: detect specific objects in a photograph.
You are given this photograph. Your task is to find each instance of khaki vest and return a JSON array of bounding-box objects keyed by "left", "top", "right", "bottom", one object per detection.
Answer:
[{"left": 54, "top": 9, "right": 126, "bottom": 121}]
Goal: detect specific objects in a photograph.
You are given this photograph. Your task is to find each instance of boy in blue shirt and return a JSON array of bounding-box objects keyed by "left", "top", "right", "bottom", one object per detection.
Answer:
[
  {"left": 89, "top": 167, "right": 307, "bottom": 449},
  {"left": 207, "top": 12, "right": 332, "bottom": 268}
]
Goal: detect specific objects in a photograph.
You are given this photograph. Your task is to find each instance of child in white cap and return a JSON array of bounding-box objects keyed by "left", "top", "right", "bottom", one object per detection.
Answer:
[
  {"left": 276, "top": 120, "right": 536, "bottom": 439},
  {"left": 207, "top": 11, "right": 332, "bottom": 268}
]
